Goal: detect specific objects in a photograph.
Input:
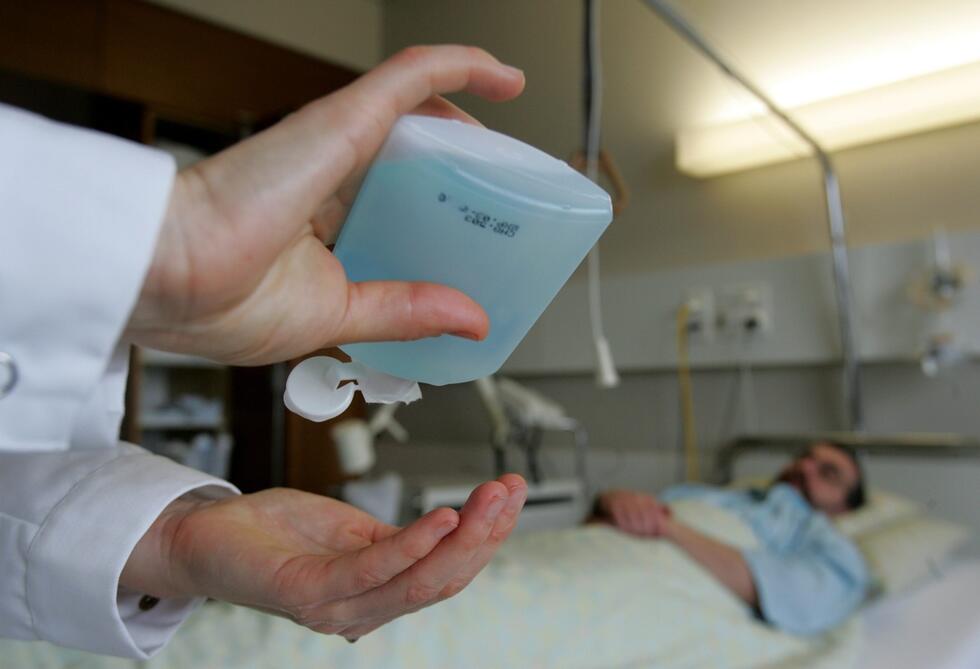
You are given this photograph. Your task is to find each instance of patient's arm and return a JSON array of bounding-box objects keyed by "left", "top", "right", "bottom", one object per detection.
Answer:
[
  {"left": 595, "top": 492, "right": 758, "bottom": 607},
  {"left": 661, "top": 518, "right": 759, "bottom": 607}
]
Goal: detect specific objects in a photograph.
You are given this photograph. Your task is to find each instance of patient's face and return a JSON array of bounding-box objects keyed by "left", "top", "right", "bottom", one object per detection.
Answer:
[{"left": 776, "top": 442, "right": 859, "bottom": 516}]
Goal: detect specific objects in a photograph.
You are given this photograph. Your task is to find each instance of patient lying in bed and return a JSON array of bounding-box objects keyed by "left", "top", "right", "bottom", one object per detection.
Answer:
[{"left": 593, "top": 441, "right": 870, "bottom": 636}]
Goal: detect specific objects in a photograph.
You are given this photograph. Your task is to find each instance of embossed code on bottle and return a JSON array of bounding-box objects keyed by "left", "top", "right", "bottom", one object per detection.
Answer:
[{"left": 438, "top": 192, "right": 519, "bottom": 238}]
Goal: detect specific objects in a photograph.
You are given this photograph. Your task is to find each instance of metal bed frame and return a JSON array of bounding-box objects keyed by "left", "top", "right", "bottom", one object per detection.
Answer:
[{"left": 715, "top": 432, "right": 980, "bottom": 484}]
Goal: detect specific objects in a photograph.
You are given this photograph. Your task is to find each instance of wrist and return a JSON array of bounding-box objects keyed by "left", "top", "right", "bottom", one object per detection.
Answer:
[
  {"left": 120, "top": 491, "right": 213, "bottom": 599},
  {"left": 660, "top": 516, "right": 683, "bottom": 542},
  {"left": 125, "top": 171, "right": 193, "bottom": 347}
]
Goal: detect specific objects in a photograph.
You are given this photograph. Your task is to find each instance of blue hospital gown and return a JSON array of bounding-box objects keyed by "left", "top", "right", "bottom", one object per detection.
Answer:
[{"left": 661, "top": 483, "right": 870, "bottom": 635}]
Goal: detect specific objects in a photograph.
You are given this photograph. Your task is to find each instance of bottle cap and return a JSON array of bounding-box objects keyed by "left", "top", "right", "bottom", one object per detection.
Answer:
[{"left": 284, "top": 356, "right": 421, "bottom": 422}]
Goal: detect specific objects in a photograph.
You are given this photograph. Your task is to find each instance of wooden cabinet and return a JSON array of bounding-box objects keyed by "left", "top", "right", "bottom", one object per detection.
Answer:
[
  {"left": 1, "top": 0, "right": 364, "bottom": 494},
  {"left": 0, "top": 0, "right": 358, "bottom": 131}
]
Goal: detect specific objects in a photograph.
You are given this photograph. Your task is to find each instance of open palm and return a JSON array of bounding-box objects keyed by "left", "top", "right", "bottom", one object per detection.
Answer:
[{"left": 127, "top": 477, "right": 526, "bottom": 641}]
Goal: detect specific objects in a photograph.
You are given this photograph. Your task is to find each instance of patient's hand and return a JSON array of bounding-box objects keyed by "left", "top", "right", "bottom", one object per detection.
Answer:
[
  {"left": 121, "top": 476, "right": 527, "bottom": 641},
  {"left": 596, "top": 489, "right": 671, "bottom": 538}
]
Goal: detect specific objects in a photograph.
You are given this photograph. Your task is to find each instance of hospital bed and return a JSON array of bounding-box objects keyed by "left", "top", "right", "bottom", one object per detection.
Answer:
[
  {"left": 4, "top": 433, "right": 978, "bottom": 669},
  {"left": 720, "top": 433, "right": 980, "bottom": 669}
]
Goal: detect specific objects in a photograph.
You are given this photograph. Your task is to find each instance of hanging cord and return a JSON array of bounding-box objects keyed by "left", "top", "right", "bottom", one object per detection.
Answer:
[
  {"left": 676, "top": 305, "right": 700, "bottom": 481},
  {"left": 584, "top": 0, "right": 619, "bottom": 388}
]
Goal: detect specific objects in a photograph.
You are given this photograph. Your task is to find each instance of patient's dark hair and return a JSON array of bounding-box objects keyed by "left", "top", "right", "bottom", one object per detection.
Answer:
[{"left": 825, "top": 442, "right": 867, "bottom": 511}]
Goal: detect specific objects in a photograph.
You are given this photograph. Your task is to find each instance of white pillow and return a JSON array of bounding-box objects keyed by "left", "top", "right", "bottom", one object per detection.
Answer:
[
  {"left": 834, "top": 488, "right": 921, "bottom": 538},
  {"left": 831, "top": 487, "right": 973, "bottom": 594},
  {"left": 856, "top": 515, "right": 973, "bottom": 594}
]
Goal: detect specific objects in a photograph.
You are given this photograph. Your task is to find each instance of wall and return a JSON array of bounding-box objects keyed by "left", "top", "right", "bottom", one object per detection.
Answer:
[
  {"left": 148, "top": 0, "right": 383, "bottom": 71},
  {"left": 395, "top": 359, "right": 980, "bottom": 451},
  {"left": 144, "top": 1, "right": 980, "bottom": 513},
  {"left": 384, "top": 0, "right": 980, "bottom": 272},
  {"left": 498, "top": 230, "right": 980, "bottom": 375},
  {"left": 380, "top": 1, "right": 980, "bottom": 499}
]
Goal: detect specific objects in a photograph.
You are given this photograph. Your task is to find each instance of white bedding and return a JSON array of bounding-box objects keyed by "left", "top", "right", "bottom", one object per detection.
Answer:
[
  {"left": 858, "top": 559, "right": 980, "bottom": 669},
  {"left": 0, "top": 499, "right": 866, "bottom": 669}
]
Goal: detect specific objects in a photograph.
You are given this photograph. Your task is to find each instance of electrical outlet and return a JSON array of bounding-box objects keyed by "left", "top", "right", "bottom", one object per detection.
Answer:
[
  {"left": 717, "top": 282, "right": 772, "bottom": 337},
  {"left": 680, "top": 288, "right": 715, "bottom": 341}
]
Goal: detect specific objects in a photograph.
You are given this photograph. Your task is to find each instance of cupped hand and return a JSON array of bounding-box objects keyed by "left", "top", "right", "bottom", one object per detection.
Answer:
[
  {"left": 126, "top": 45, "right": 525, "bottom": 364},
  {"left": 122, "top": 475, "right": 528, "bottom": 641}
]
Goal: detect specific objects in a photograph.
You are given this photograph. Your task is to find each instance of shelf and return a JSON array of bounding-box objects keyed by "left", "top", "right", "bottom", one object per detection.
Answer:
[
  {"left": 140, "top": 413, "right": 224, "bottom": 430},
  {"left": 140, "top": 349, "right": 224, "bottom": 369}
]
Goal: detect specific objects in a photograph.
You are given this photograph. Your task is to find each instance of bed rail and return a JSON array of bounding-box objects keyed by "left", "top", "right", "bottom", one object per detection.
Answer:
[{"left": 715, "top": 432, "right": 980, "bottom": 484}]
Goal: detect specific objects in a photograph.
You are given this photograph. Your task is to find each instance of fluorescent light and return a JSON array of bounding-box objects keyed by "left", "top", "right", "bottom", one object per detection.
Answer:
[{"left": 678, "top": 59, "right": 980, "bottom": 177}]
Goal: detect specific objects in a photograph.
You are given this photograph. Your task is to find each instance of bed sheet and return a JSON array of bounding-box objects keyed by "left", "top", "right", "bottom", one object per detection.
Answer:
[
  {"left": 857, "top": 558, "right": 980, "bottom": 669},
  {"left": 0, "top": 500, "right": 863, "bottom": 669}
]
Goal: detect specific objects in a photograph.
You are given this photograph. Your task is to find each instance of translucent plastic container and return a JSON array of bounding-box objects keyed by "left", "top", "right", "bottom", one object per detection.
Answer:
[{"left": 334, "top": 115, "right": 613, "bottom": 385}]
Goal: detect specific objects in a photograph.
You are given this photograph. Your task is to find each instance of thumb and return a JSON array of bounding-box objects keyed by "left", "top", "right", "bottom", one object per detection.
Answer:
[{"left": 334, "top": 280, "right": 489, "bottom": 344}]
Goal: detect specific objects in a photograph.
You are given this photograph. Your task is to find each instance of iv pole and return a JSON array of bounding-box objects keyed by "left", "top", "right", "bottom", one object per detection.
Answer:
[{"left": 642, "top": 0, "right": 864, "bottom": 430}]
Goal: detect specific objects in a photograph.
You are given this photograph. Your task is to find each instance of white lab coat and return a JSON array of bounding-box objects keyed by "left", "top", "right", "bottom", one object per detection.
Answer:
[{"left": 0, "top": 104, "right": 238, "bottom": 658}]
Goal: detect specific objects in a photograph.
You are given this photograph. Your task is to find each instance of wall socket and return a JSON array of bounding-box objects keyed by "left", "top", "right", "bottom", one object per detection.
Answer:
[
  {"left": 680, "top": 288, "right": 716, "bottom": 341},
  {"left": 717, "top": 281, "right": 773, "bottom": 336}
]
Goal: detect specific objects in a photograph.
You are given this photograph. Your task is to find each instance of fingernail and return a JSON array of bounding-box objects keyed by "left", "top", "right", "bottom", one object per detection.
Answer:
[
  {"left": 487, "top": 495, "right": 507, "bottom": 520},
  {"left": 506, "top": 486, "right": 527, "bottom": 511},
  {"left": 503, "top": 64, "right": 525, "bottom": 79},
  {"left": 436, "top": 520, "right": 458, "bottom": 539},
  {"left": 451, "top": 331, "right": 481, "bottom": 341}
]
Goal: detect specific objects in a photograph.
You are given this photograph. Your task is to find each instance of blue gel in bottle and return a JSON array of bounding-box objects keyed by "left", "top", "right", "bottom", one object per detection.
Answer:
[{"left": 334, "top": 116, "right": 613, "bottom": 386}]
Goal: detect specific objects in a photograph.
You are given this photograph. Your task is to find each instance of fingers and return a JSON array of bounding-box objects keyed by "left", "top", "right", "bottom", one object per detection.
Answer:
[
  {"left": 623, "top": 501, "right": 648, "bottom": 536},
  {"left": 608, "top": 493, "right": 642, "bottom": 534},
  {"left": 635, "top": 496, "right": 658, "bottom": 535},
  {"left": 411, "top": 95, "right": 483, "bottom": 126},
  {"left": 326, "top": 480, "right": 509, "bottom": 627},
  {"left": 618, "top": 500, "right": 640, "bottom": 534},
  {"left": 307, "top": 95, "right": 479, "bottom": 246},
  {"left": 307, "top": 45, "right": 524, "bottom": 174},
  {"left": 650, "top": 507, "right": 670, "bottom": 538},
  {"left": 310, "top": 507, "right": 460, "bottom": 601},
  {"left": 641, "top": 504, "right": 660, "bottom": 536},
  {"left": 202, "top": 46, "right": 523, "bottom": 253},
  {"left": 433, "top": 474, "right": 526, "bottom": 599},
  {"left": 341, "top": 475, "right": 527, "bottom": 640},
  {"left": 334, "top": 280, "right": 490, "bottom": 344},
  {"left": 343, "top": 45, "right": 524, "bottom": 122},
  {"left": 608, "top": 492, "right": 664, "bottom": 537}
]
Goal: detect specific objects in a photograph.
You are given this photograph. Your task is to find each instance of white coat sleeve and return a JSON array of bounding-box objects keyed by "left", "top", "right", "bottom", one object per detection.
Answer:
[
  {"left": 0, "top": 103, "right": 173, "bottom": 451},
  {"left": 0, "top": 444, "right": 238, "bottom": 658},
  {"left": 0, "top": 104, "right": 244, "bottom": 658}
]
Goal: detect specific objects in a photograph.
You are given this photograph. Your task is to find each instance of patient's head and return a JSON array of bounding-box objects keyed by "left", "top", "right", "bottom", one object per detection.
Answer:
[{"left": 775, "top": 441, "right": 865, "bottom": 516}]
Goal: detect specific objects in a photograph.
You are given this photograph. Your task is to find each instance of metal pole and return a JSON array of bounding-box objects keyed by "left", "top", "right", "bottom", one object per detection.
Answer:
[{"left": 643, "top": 0, "right": 863, "bottom": 430}]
